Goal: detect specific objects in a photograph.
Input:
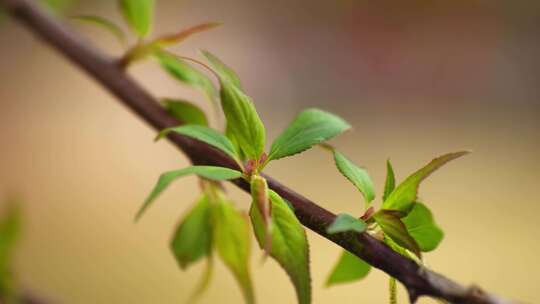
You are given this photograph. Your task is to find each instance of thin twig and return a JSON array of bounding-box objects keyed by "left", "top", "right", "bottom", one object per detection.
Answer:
[{"left": 0, "top": 0, "right": 520, "bottom": 303}]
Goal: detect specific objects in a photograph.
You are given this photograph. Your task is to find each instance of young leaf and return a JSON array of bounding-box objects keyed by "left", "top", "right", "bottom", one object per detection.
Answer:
[
  {"left": 373, "top": 210, "right": 421, "bottom": 258},
  {"left": 202, "top": 50, "right": 242, "bottom": 88},
  {"left": 383, "top": 159, "right": 396, "bottom": 202},
  {"left": 136, "top": 166, "right": 242, "bottom": 220},
  {"left": 402, "top": 203, "right": 444, "bottom": 252},
  {"left": 382, "top": 151, "right": 470, "bottom": 213},
  {"left": 170, "top": 194, "right": 212, "bottom": 269},
  {"left": 212, "top": 197, "right": 254, "bottom": 304},
  {"left": 71, "top": 15, "right": 127, "bottom": 46},
  {"left": 250, "top": 175, "right": 272, "bottom": 253},
  {"left": 162, "top": 99, "right": 208, "bottom": 126},
  {"left": 326, "top": 214, "right": 367, "bottom": 234},
  {"left": 326, "top": 250, "right": 371, "bottom": 287},
  {"left": 268, "top": 109, "right": 351, "bottom": 162},
  {"left": 203, "top": 51, "right": 265, "bottom": 160},
  {"left": 119, "top": 0, "right": 154, "bottom": 37},
  {"left": 332, "top": 150, "right": 375, "bottom": 206},
  {"left": 383, "top": 235, "right": 421, "bottom": 264},
  {"left": 121, "top": 43, "right": 158, "bottom": 66},
  {"left": 221, "top": 84, "right": 266, "bottom": 161},
  {"left": 155, "top": 22, "right": 221, "bottom": 47},
  {"left": 250, "top": 190, "right": 311, "bottom": 304},
  {"left": 157, "top": 125, "right": 239, "bottom": 164},
  {"left": 226, "top": 124, "right": 246, "bottom": 161},
  {"left": 153, "top": 50, "right": 217, "bottom": 105}
]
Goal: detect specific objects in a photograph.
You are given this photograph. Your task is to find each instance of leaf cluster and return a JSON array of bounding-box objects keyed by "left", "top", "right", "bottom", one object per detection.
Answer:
[
  {"left": 76, "top": 2, "right": 470, "bottom": 303},
  {"left": 71, "top": 0, "right": 220, "bottom": 122},
  {"left": 324, "top": 150, "right": 468, "bottom": 302},
  {"left": 137, "top": 50, "right": 351, "bottom": 302}
]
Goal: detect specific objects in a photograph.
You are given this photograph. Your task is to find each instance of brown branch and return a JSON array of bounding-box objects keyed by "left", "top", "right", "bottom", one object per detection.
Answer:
[{"left": 0, "top": 0, "right": 520, "bottom": 303}]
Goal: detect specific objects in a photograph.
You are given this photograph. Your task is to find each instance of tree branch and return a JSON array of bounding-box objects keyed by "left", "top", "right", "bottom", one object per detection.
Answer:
[{"left": 0, "top": 0, "right": 520, "bottom": 303}]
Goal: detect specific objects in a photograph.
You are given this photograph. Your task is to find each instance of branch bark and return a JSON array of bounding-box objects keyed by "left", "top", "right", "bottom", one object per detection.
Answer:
[{"left": 0, "top": 0, "right": 520, "bottom": 303}]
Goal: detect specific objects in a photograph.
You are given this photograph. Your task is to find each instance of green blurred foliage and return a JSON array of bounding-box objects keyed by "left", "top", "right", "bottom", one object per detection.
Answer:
[
  {"left": 0, "top": 202, "right": 22, "bottom": 303},
  {"left": 42, "top": 0, "right": 74, "bottom": 13}
]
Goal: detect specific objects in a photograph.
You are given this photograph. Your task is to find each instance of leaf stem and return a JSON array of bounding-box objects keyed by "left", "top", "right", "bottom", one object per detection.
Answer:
[{"left": 169, "top": 52, "right": 221, "bottom": 81}]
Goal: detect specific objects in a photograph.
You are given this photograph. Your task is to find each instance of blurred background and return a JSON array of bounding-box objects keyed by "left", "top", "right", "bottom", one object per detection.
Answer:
[{"left": 0, "top": 0, "right": 539, "bottom": 303}]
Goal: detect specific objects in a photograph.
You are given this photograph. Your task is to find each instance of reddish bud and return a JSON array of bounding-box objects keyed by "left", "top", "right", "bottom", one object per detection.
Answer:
[{"left": 360, "top": 206, "right": 375, "bottom": 221}]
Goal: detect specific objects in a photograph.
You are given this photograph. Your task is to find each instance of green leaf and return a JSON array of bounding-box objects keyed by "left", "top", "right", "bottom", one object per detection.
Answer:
[
  {"left": 203, "top": 51, "right": 265, "bottom": 160},
  {"left": 212, "top": 196, "right": 254, "bottom": 304},
  {"left": 326, "top": 251, "right": 371, "bottom": 287},
  {"left": 170, "top": 194, "right": 212, "bottom": 269},
  {"left": 202, "top": 50, "right": 242, "bottom": 88},
  {"left": 71, "top": 15, "right": 127, "bottom": 46},
  {"left": 119, "top": 0, "right": 154, "bottom": 37},
  {"left": 136, "top": 166, "right": 242, "bottom": 220},
  {"left": 156, "top": 22, "right": 221, "bottom": 47},
  {"left": 382, "top": 151, "right": 470, "bottom": 213},
  {"left": 154, "top": 50, "right": 217, "bottom": 105},
  {"left": 157, "top": 125, "right": 240, "bottom": 165},
  {"left": 402, "top": 203, "right": 444, "bottom": 252},
  {"left": 250, "top": 175, "right": 272, "bottom": 253},
  {"left": 332, "top": 150, "right": 375, "bottom": 206},
  {"left": 162, "top": 99, "right": 208, "bottom": 126},
  {"left": 383, "top": 235, "right": 421, "bottom": 264},
  {"left": 373, "top": 210, "right": 420, "bottom": 258},
  {"left": 220, "top": 84, "right": 266, "bottom": 161},
  {"left": 326, "top": 214, "right": 367, "bottom": 234},
  {"left": 226, "top": 124, "right": 246, "bottom": 161},
  {"left": 250, "top": 190, "right": 311, "bottom": 304},
  {"left": 383, "top": 159, "right": 395, "bottom": 202},
  {"left": 268, "top": 109, "right": 351, "bottom": 162}
]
